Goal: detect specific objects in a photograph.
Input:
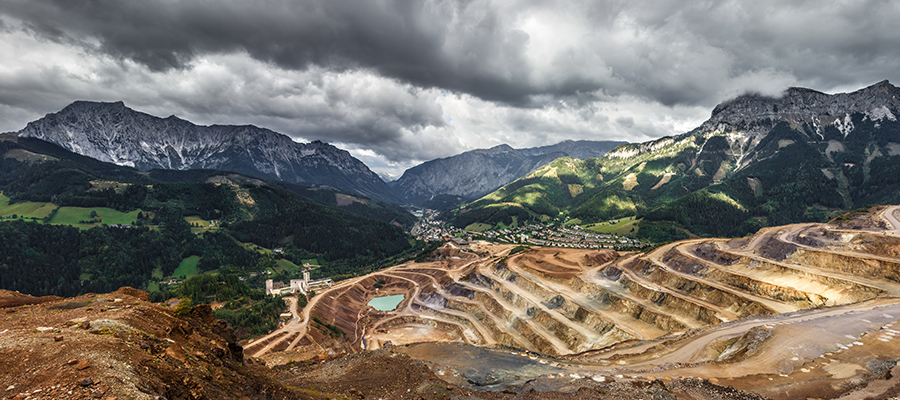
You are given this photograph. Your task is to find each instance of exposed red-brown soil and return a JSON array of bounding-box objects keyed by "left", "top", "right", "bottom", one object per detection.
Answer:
[
  {"left": 0, "top": 287, "right": 300, "bottom": 400},
  {"left": 0, "top": 290, "right": 62, "bottom": 309}
]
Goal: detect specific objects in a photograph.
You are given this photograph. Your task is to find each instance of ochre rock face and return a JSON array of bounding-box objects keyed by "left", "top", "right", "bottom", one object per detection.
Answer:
[
  {"left": 0, "top": 291, "right": 62, "bottom": 308},
  {"left": 111, "top": 286, "right": 150, "bottom": 301}
]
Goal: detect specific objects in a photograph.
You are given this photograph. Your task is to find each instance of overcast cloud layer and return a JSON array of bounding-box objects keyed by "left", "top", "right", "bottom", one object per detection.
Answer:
[{"left": 2, "top": 0, "right": 900, "bottom": 176}]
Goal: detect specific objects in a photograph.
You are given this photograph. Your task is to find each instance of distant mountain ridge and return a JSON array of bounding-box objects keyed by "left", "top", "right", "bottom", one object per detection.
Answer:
[
  {"left": 12, "top": 101, "right": 400, "bottom": 203},
  {"left": 454, "top": 80, "right": 900, "bottom": 240},
  {"left": 393, "top": 140, "right": 625, "bottom": 204}
]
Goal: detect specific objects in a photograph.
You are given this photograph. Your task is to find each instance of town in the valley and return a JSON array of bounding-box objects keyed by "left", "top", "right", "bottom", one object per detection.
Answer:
[
  {"left": 259, "top": 209, "right": 647, "bottom": 299},
  {"left": 411, "top": 208, "right": 646, "bottom": 250}
]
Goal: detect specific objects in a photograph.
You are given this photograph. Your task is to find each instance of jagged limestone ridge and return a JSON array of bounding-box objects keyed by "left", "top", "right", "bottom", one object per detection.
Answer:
[{"left": 15, "top": 101, "right": 400, "bottom": 203}]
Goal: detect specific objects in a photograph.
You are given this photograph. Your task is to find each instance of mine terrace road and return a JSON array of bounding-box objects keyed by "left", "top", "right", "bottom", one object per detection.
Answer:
[{"left": 882, "top": 205, "right": 900, "bottom": 233}]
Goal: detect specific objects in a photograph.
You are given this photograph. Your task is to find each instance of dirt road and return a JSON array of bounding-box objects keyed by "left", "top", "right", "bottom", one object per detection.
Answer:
[
  {"left": 246, "top": 272, "right": 371, "bottom": 357},
  {"left": 882, "top": 205, "right": 900, "bottom": 232}
]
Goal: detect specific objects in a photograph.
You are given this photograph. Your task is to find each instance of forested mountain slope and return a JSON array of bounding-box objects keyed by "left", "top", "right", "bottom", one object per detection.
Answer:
[
  {"left": 0, "top": 135, "right": 414, "bottom": 227},
  {"left": 0, "top": 135, "right": 418, "bottom": 297},
  {"left": 452, "top": 81, "right": 900, "bottom": 240}
]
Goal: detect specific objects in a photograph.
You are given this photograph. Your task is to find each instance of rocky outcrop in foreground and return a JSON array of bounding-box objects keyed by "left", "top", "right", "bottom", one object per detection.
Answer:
[{"left": 0, "top": 287, "right": 298, "bottom": 400}]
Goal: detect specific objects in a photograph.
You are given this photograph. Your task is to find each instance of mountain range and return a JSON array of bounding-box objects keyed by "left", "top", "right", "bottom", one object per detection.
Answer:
[
  {"left": 453, "top": 80, "right": 900, "bottom": 240},
  {"left": 391, "top": 140, "right": 625, "bottom": 204},
  {"left": 8, "top": 80, "right": 900, "bottom": 238},
  {"left": 11, "top": 101, "right": 626, "bottom": 206},
  {"left": 12, "top": 101, "right": 401, "bottom": 203}
]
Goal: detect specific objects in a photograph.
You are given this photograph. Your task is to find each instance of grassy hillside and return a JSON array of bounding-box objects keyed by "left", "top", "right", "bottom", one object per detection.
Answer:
[
  {"left": 0, "top": 193, "right": 56, "bottom": 220},
  {"left": 451, "top": 116, "right": 900, "bottom": 241},
  {"left": 50, "top": 207, "right": 143, "bottom": 226},
  {"left": 173, "top": 256, "right": 201, "bottom": 279},
  {"left": 584, "top": 216, "right": 640, "bottom": 235}
]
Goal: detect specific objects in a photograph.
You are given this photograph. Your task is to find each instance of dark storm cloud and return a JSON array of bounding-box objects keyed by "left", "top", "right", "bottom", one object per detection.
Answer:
[
  {"left": 2, "top": 0, "right": 540, "bottom": 104},
  {"left": 668, "top": 0, "right": 900, "bottom": 98},
  {"left": 5, "top": 0, "right": 900, "bottom": 108},
  {"left": 7, "top": 0, "right": 900, "bottom": 110}
]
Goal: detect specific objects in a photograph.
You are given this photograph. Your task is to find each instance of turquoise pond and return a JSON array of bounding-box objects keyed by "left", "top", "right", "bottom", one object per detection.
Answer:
[{"left": 367, "top": 294, "right": 405, "bottom": 311}]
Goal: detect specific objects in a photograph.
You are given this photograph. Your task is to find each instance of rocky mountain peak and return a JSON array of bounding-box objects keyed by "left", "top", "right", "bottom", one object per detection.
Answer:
[
  {"left": 14, "top": 101, "right": 401, "bottom": 203},
  {"left": 66, "top": 99, "right": 125, "bottom": 109},
  {"left": 864, "top": 78, "right": 893, "bottom": 91},
  {"left": 701, "top": 80, "right": 900, "bottom": 134}
]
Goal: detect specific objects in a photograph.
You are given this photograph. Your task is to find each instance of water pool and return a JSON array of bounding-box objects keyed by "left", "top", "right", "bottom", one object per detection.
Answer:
[{"left": 367, "top": 294, "right": 405, "bottom": 311}]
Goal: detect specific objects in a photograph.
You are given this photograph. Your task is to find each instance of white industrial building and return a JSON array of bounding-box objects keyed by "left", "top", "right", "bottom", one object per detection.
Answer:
[{"left": 266, "top": 270, "right": 333, "bottom": 297}]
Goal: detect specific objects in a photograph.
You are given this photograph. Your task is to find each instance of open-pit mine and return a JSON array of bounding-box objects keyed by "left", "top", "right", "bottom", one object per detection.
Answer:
[{"left": 250, "top": 206, "right": 900, "bottom": 399}]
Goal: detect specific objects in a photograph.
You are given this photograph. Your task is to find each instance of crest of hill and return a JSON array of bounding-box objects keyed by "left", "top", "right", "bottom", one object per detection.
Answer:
[{"left": 0, "top": 287, "right": 306, "bottom": 399}]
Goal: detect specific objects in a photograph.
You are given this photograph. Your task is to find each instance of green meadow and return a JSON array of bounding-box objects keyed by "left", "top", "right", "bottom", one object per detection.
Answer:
[
  {"left": 0, "top": 193, "right": 56, "bottom": 220},
  {"left": 586, "top": 216, "right": 640, "bottom": 236},
  {"left": 1, "top": 194, "right": 143, "bottom": 227},
  {"left": 185, "top": 216, "right": 221, "bottom": 233},
  {"left": 173, "top": 256, "right": 201, "bottom": 279},
  {"left": 301, "top": 258, "right": 322, "bottom": 266},
  {"left": 49, "top": 207, "right": 142, "bottom": 226},
  {"left": 273, "top": 259, "right": 303, "bottom": 274},
  {"left": 464, "top": 222, "right": 493, "bottom": 232}
]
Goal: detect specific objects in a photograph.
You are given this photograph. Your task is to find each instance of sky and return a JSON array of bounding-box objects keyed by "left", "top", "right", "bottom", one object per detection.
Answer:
[{"left": 2, "top": 1, "right": 900, "bottom": 177}]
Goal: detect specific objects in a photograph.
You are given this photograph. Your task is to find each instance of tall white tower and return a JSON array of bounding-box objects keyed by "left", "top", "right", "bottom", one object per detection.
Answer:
[
  {"left": 265, "top": 279, "right": 273, "bottom": 295},
  {"left": 303, "top": 270, "right": 311, "bottom": 284}
]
